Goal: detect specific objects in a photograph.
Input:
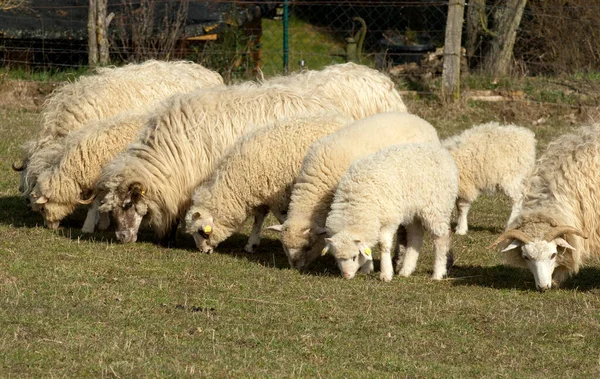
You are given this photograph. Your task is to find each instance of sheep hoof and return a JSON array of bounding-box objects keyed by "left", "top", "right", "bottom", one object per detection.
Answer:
[
  {"left": 81, "top": 226, "right": 94, "bottom": 234},
  {"left": 380, "top": 272, "right": 393, "bottom": 282},
  {"left": 244, "top": 243, "right": 258, "bottom": 253},
  {"left": 454, "top": 227, "right": 467, "bottom": 235}
]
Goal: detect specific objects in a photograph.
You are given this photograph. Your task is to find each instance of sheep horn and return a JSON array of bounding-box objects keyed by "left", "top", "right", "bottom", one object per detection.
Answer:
[
  {"left": 78, "top": 192, "right": 97, "bottom": 205},
  {"left": 488, "top": 229, "right": 533, "bottom": 249},
  {"left": 544, "top": 226, "right": 587, "bottom": 242},
  {"left": 11, "top": 160, "right": 26, "bottom": 171}
]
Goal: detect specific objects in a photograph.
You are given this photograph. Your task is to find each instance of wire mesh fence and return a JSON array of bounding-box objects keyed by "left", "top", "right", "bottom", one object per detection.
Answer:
[{"left": 1, "top": 0, "right": 600, "bottom": 102}]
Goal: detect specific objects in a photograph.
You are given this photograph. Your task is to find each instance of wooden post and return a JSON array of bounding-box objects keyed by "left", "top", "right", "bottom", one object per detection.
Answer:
[
  {"left": 442, "top": 0, "right": 465, "bottom": 101},
  {"left": 97, "top": 0, "right": 112, "bottom": 65},
  {"left": 88, "top": 0, "right": 98, "bottom": 67}
]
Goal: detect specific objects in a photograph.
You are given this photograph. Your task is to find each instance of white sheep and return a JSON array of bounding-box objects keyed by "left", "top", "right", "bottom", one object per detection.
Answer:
[
  {"left": 97, "top": 63, "right": 408, "bottom": 245},
  {"left": 30, "top": 110, "right": 155, "bottom": 231},
  {"left": 267, "top": 112, "right": 440, "bottom": 270},
  {"left": 184, "top": 112, "right": 352, "bottom": 254},
  {"left": 322, "top": 143, "right": 458, "bottom": 281},
  {"left": 441, "top": 122, "right": 536, "bottom": 235},
  {"left": 14, "top": 60, "right": 224, "bottom": 199},
  {"left": 489, "top": 124, "right": 600, "bottom": 291},
  {"left": 266, "top": 62, "right": 407, "bottom": 117}
]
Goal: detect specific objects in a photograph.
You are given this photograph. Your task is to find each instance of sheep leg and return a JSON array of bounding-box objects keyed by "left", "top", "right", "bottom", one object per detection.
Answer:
[
  {"left": 97, "top": 211, "right": 111, "bottom": 230},
  {"left": 505, "top": 189, "right": 524, "bottom": 227},
  {"left": 454, "top": 198, "right": 471, "bottom": 235},
  {"left": 431, "top": 228, "right": 452, "bottom": 280},
  {"left": 398, "top": 220, "right": 424, "bottom": 278},
  {"left": 379, "top": 226, "right": 397, "bottom": 282},
  {"left": 393, "top": 225, "right": 407, "bottom": 274},
  {"left": 245, "top": 206, "right": 269, "bottom": 253},
  {"left": 81, "top": 198, "right": 101, "bottom": 234}
]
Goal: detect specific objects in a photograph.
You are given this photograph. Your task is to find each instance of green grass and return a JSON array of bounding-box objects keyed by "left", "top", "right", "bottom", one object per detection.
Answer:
[
  {"left": 260, "top": 17, "right": 348, "bottom": 77},
  {"left": 0, "top": 66, "right": 89, "bottom": 82},
  {"left": 2, "top": 93, "right": 600, "bottom": 377}
]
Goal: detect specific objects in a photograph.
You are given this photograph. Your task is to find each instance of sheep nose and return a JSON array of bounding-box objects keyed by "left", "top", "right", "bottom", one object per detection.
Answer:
[
  {"left": 116, "top": 231, "right": 135, "bottom": 243},
  {"left": 537, "top": 284, "right": 551, "bottom": 292},
  {"left": 343, "top": 272, "right": 353, "bottom": 279}
]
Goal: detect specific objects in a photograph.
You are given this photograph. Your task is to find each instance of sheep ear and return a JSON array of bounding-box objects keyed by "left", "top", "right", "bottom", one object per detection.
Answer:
[
  {"left": 128, "top": 182, "right": 146, "bottom": 202},
  {"left": 266, "top": 224, "right": 284, "bottom": 233},
  {"left": 554, "top": 237, "right": 575, "bottom": 251},
  {"left": 35, "top": 195, "right": 49, "bottom": 204},
  {"left": 314, "top": 226, "right": 328, "bottom": 235},
  {"left": 302, "top": 228, "right": 311, "bottom": 235},
  {"left": 500, "top": 240, "right": 523, "bottom": 253},
  {"left": 358, "top": 242, "right": 373, "bottom": 261},
  {"left": 192, "top": 212, "right": 201, "bottom": 221}
]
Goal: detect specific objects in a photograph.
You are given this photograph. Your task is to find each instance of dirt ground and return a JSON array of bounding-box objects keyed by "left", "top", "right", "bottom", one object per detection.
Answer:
[{"left": 0, "top": 80, "right": 58, "bottom": 110}]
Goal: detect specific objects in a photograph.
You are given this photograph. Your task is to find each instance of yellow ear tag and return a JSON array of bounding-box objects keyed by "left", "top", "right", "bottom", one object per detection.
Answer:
[
  {"left": 141, "top": 190, "right": 146, "bottom": 196},
  {"left": 203, "top": 225, "right": 212, "bottom": 234},
  {"left": 321, "top": 247, "right": 327, "bottom": 256},
  {"left": 364, "top": 248, "right": 372, "bottom": 256}
]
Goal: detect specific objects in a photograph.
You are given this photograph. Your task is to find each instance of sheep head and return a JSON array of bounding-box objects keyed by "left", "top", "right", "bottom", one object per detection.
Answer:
[
  {"left": 322, "top": 231, "right": 373, "bottom": 279},
  {"left": 185, "top": 210, "right": 215, "bottom": 254},
  {"left": 489, "top": 226, "right": 587, "bottom": 291},
  {"left": 267, "top": 221, "right": 328, "bottom": 270},
  {"left": 111, "top": 182, "right": 148, "bottom": 243}
]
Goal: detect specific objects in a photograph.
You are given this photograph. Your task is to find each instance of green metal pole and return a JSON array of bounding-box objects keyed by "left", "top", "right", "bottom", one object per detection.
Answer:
[{"left": 282, "top": 0, "right": 289, "bottom": 75}]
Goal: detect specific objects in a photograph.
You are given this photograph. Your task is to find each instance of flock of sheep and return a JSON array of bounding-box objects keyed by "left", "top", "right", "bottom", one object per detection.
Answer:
[{"left": 11, "top": 60, "right": 600, "bottom": 292}]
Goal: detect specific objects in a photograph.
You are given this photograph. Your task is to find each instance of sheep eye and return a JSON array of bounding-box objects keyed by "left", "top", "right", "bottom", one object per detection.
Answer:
[
  {"left": 122, "top": 202, "right": 133, "bottom": 210},
  {"left": 39, "top": 207, "right": 45, "bottom": 214},
  {"left": 352, "top": 256, "right": 357, "bottom": 262},
  {"left": 551, "top": 253, "right": 557, "bottom": 259},
  {"left": 522, "top": 255, "right": 529, "bottom": 261}
]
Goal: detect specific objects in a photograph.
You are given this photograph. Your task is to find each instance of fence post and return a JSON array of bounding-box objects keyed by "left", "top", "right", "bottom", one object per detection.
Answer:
[
  {"left": 88, "top": 0, "right": 98, "bottom": 67},
  {"left": 282, "top": 0, "right": 289, "bottom": 75},
  {"left": 442, "top": 0, "right": 465, "bottom": 101}
]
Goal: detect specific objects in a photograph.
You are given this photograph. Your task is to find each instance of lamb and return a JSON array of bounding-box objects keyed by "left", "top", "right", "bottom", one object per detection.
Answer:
[
  {"left": 14, "top": 60, "right": 224, "bottom": 199},
  {"left": 97, "top": 63, "right": 408, "bottom": 245},
  {"left": 266, "top": 112, "right": 440, "bottom": 270},
  {"left": 30, "top": 110, "right": 156, "bottom": 231},
  {"left": 322, "top": 143, "right": 458, "bottom": 281},
  {"left": 441, "top": 122, "right": 536, "bottom": 235},
  {"left": 489, "top": 124, "right": 600, "bottom": 291},
  {"left": 184, "top": 112, "right": 352, "bottom": 254}
]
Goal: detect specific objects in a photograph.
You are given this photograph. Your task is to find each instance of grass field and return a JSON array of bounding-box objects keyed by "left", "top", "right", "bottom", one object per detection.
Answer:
[{"left": 2, "top": 90, "right": 600, "bottom": 377}]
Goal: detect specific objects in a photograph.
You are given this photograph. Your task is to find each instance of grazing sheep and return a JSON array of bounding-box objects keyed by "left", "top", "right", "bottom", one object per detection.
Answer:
[
  {"left": 442, "top": 122, "right": 536, "bottom": 235},
  {"left": 30, "top": 110, "right": 155, "bottom": 231},
  {"left": 267, "top": 112, "right": 440, "bottom": 270},
  {"left": 322, "top": 143, "right": 458, "bottom": 281},
  {"left": 266, "top": 62, "right": 407, "bottom": 117},
  {"left": 14, "top": 60, "right": 224, "bottom": 199},
  {"left": 184, "top": 112, "right": 352, "bottom": 254},
  {"left": 489, "top": 124, "right": 600, "bottom": 291},
  {"left": 97, "top": 63, "right": 408, "bottom": 245}
]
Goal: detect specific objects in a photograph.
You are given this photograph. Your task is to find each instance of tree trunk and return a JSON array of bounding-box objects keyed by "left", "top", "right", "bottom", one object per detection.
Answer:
[
  {"left": 88, "top": 0, "right": 98, "bottom": 67},
  {"left": 465, "top": 0, "right": 486, "bottom": 65},
  {"left": 481, "top": 0, "right": 528, "bottom": 76},
  {"left": 97, "top": 0, "right": 110, "bottom": 65},
  {"left": 442, "top": 0, "right": 465, "bottom": 101}
]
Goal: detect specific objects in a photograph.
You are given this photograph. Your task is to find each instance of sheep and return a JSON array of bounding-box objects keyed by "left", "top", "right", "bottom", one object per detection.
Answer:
[
  {"left": 30, "top": 110, "right": 156, "bottom": 231},
  {"left": 14, "top": 60, "right": 224, "bottom": 199},
  {"left": 488, "top": 124, "right": 600, "bottom": 291},
  {"left": 97, "top": 63, "right": 408, "bottom": 245},
  {"left": 266, "top": 112, "right": 440, "bottom": 270},
  {"left": 266, "top": 62, "right": 407, "bottom": 117},
  {"left": 322, "top": 143, "right": 458, "bottom": 281},
  {"left": 184, "top": 112, "right": 352, "bottom": 254},
  {"left": 441, "top": 122, "right": 536, "bottom": 235}
]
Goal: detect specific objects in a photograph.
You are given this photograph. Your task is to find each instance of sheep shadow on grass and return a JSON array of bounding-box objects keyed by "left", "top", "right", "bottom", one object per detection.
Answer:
[
  {"left": 0, "top": 195, "right": 45, "bottom": 228},
  {"left": 449, "top": 264, "right": 600, "bottom": 292}
]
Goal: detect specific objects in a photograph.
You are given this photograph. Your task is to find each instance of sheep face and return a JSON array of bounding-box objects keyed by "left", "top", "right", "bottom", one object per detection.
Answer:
[
  {"left": 108, "top": 183, "right": 149, "bottom": 243},
  {"left": 186, "top": 211, "right": 215, "bottom": 254},
  {"left": 323, "top": 232, "right": 373, "bottom": 279},
  {"left": 490, "top": 225, "right": 586, "bottom": 291},
  {"left": 280, "top": 222, "right": 327, "bottom": 270}
]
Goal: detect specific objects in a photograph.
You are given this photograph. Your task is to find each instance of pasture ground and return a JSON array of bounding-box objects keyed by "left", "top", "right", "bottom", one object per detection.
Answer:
[{"left": 1, "top": 81, "right": 600, "bottom": 377}]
